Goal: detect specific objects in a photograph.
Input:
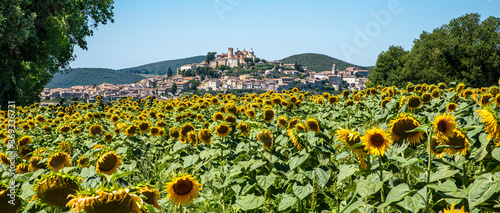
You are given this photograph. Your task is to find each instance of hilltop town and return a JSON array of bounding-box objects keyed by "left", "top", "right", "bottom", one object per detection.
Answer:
[{"left": 40, "top": 47, "right": 369, "bottom": 103}]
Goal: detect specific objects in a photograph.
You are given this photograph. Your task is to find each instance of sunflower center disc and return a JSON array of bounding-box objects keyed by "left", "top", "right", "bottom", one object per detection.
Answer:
[
  {"left": 173, "top": 179, "right": 194, "bottom": 195},
  {"left": 371, "top": 134, "right": 384, "bottom": 146},
  {"left": 438, "top": 121, "right": 447, "bottom": 133}
]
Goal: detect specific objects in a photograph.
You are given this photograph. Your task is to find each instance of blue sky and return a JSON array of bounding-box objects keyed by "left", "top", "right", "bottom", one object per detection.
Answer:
[{"left": 70, "top": 0, "right": 500, "bottom": 70}]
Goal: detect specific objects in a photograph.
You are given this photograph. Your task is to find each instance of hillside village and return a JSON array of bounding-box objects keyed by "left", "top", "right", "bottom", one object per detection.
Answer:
[{"left": 41, "top": 47, "right": 369, "bottom": 103}]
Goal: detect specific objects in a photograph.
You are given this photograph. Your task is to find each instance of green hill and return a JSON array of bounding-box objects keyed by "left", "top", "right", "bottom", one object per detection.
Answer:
[
  {"left": 281, "top": 53, "right": 371, "bottom": 72},
  {"left": 46, "top": 68, "right": 146, "bottom": 88},
  {"left": 120, "top": 55, "right": 205, "bottom": 75}
]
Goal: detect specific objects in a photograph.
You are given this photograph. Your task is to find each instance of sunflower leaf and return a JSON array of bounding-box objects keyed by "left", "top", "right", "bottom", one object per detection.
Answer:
[
  {"left": 256, "top": 173, "right": 276, "bottom": 190},
  {"left": 293, "top": 183, "right": 313, "bottom": 200},
  {"left": 279, "top": 194, "right": 297, "bottom": 211},
  {"left": 235, "top": 194, "right": 265, "bottom": 211}
]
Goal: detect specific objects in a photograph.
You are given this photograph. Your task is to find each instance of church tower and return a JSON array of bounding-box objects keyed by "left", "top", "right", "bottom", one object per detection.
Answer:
[{"left": 332, "top": 64, "right": 337, "bottom": 75}]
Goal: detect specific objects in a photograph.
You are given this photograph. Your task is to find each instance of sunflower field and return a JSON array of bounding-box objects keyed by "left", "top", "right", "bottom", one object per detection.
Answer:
[{"left": 1, "top": 81, "right": 500, "bottom": 213}]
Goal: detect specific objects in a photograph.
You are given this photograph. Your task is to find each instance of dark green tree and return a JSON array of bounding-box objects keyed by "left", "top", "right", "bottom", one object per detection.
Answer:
[
  {"left": 167, "top": 67, "right": 173, "bottom": 78},
  {"left": 369, "top": 13, "right": 500, "bottom": 88},
  {"left": 188, "top": 80, "right": 201, "bottom": 90},
  {"left": 0, "top": 0, "right": 114, "bottom": 109},
  {"left": 367, "top": 46, "right": 408, "bottom": 87},
  {"left": 170, "top": 83, "right": 178, "bottom": 94},
  {"left": 205, "top": 52, "right": 217, "bottom": 63}
]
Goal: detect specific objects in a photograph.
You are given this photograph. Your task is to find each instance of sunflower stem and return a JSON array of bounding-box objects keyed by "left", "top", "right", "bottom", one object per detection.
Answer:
[
  {"left": 378, "top": 155, "right": 385, "bottom": 206},
  {"left": 425, "top": 130, "right": 433, "bottom": 213}
]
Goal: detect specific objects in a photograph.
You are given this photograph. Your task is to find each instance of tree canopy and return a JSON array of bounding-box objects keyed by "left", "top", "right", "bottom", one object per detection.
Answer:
[
  {"left": 0, "top": 0, "right": 114, "bottom": 109},
  {"left": 368, "top": 13, "right": 500, "bottom": 88}
]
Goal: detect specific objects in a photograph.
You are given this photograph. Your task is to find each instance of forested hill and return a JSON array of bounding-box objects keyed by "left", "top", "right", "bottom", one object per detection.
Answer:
[
  {"left": 281, "top": 53, "right": 371, "bottom": 72},
  {"left": 119, "top": 55, "right": 205, "bottom": 75},
  {"left": 46, "top": 68, "right": 146, "bottom": 88}
]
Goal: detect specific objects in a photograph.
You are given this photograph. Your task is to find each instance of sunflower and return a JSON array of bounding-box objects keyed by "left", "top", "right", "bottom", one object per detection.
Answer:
[
  {"left": 138, "top": 122, "right": 151, "bottom": 133},
  {"left": 187, "top": 131, "right": 198, "bottom": 146},
  {"left": 198, "top": 129, "right": 213, "bottom": 145},
  {"left": 35, "top": 115, "right": 46, "bottom": 123},
  {"left": 96, "top": 151, "right": 122, "bottom": 175},
  {"left": 0, "top": 153, "right": 11, "bottom": 166},
  {"left": 225, "top": 114, "right": 237, "bottom": 125},
  {"left": 17, "top": 135, "right": 32, "bottom": 149},
  {"left": 58, "top": 141, "right": 72, "bottom": 155},
  {"left": 164, "top": 174, "right": 203, "bottom": 206},
  {"left": 19, "top": 146, "right": 34, "bottom": 160},
  {"left": 257, "top": 129, "right": 274, "bottom": 148},
  {"left": 287, "top": 129, "right": 302, "bottom": 150},
  {"left": 215, "top": 123, "right": 231, "bottom": 138},
  {"left": 478, "top": 93, "right": 494, "bottom": 107},
  {"left": 180, "top": 123, "right": 195, "bottom": 138},
  {"left": 169, "top": 127, "right": 180, "bottom": 139},
  {"left": 30, "top": 155, "right": 47, "bottom": 171},
  {"left": 345, "top": 99, "right": 354, "bottom": 106},
  {"left": 362, "top": 127, "right": 392, "bottom": 156},
  {"left": 439, "top": 103, "right": 455, "bottom": 113},
  {"left": 149, "top": 127, "right": 160, "bottom": 137},
  {"left": 476, "top": 107, "right": 500, "bottom": 145},
  {"left": 209, "top": 112, "right": 223, "bottom": 123},
  {"left": 495, "top": 94, "right": 500, "bottom": 107},
  {"left": 0, "top": 185, "right": 21, "bottom": 213},
  {"left": 443, "top": 203, "right": 468, "bottom": 213},
  {"left": 422, "top": 92, "right": 433, "bottom": 102},
  {"left": 48, "top": 152, "right": 72, "bottom": 172},
  {"left": 440, "top": 129, "right": 470, "bottom": 156},
  {"left": 138, "top": 186, "right": 161, "bottom": 209},
  {"left": 328, "top": 95, "right": 339, "bottom": 104},
  {"left": 67, "top": 189, "right": 144, "bottom": 213},
  {"left": 352, "top": 94, "right": 361, "bottom": 103},
  {"left": 381, "top": 98, "right": 391, "bottom": 109},
  {"left": 277, "top": 116, "right": 288, "bottom": 128},
  {"left": 263, "top": 108, "right": 275, "bottom": 122},
  {"left": 16, "top": 163, "right": 30, "bottom": 174},
  {"left": 388, "top": 114, "right": 424, "bottom": 145},
  {"left": 77, "top": 156, "right": 89, "bottom": 167},
  {"left": 336, "top": 128, "right": 365, "bottom": 156},
  {"left": 237, "top": 121, "right": 250, "bottom": 136},
  {"left": 36, "top": 174, "right": 80, "bottom": 207},
  {"left": 431, "top": 89, "right": 441, "bottom": 99},
  {"left": 407, "top": 95, "right": 422, "bottom": 110},
  {"left": 124, "top": 125, "right": 138, "bottom": 137},
  {"left": 296, "top": 123, "right": 306, "bottom": 132},
  {"left": 89, "top": 124, "right": 104, "bottom": 137},
  {"left": 305, "top": 118, "right": 320, "bottom": 134},
  {"left": 432, "top": 112, "right": 457, "bottom": 139}
]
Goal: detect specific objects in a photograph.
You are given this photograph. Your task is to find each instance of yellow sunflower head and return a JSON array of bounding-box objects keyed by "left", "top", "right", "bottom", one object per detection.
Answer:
[
  {"left": 277, "top": 116, "right": 288, "bottom": 128},
  {"left": 431, "top": 89, "right": 441, "bottom": 99},
  {"left": 164, "top": 174, "right": 203, "bottom": 206},
  {"left": 432, "top": 112, "right": 457, "bottom": 139},
  {"left": 0, "top": 152, "right": 11, "bottom": 166},
  {"left": 180, "top": 123, "right": 195, "bottom": 138},
  {"left": 328, "top": 95, "right": 339, "bottom": 104},
  {"left": 388, "top": 114, "right": 424, "bottom": 146},
  {"left": 96, "top": 151, "right": 122, "bottom": 175},
  {"left": 0, "top": 184, "right": 21, "bottom": 212},
  {"left": 263, "top": 108, "right": 275, "bottom": 123},
  {"left": 16, "top": 163, "right": 31, "bottom": 174},
  {"left": 169, "top": 127, "right": 180, "bottom": 139},
  {"left": 381, "top": 97, "right": 391, "bottom": 109},
  {"left": 58, "top": 141, "right": 72, "bottom": 155},
  {"left": 35, "top": 115, "right": 46, "bottom": 123},
  {"left": 138, "top": 121, "right": 151, "bottom": 133},
  {"left": 362, "top": 127, "right": 392, "bottom": 156},
  {"left": 198, "top": 129, "right": 213, "bottom": 145},
  {"left": 287, "top": 129, "right": 302, "bottom": 150},
  {"left": 213, "top": 112, "right": 225, "bottom": 122},
  {"left": 345, "top": 99, "right": 354, "bottom": 106},
  {"left": 88, "top": 124, "right": 104, "bottom": 137},
  {"left": 296, "top": 123, "right": 306, "bottom": 132},
  {"left": 48, "top": 151, "right": 72, "bottom": 172},
  {"left": 443, "top": 203, "right": 468, "bottom": 213},
  {"left": 17, "top": 135, "right": 32, "bottom": 149},
  {"left": 476, "top": 107, "right": 500, "bottom": 143},
  {"left": 440, "top": 129, "right": 470, "bottom": 156},
  {"left": 257, "top": 129, "right": 274, "bottom": 149},
  {"left": 67, "top": 188, "right": 144, "bottom": 213},
  {"left": 246, "top": 109, "right": 256, "bottom": 119},
  {"left": 407, "top": 95, "right": 422, "bottom": 110},
  {"left": 30, "top": 155, "right": 47, "bottom": 171},
  {"left": 35, "top": 173, "right": 80, "bottom": 207},
  {"left": 477, "top": 93, "right": 494, "bottom": 107},
  {"left": 138, "top": 186, "right": 161, "bottom": 209},
  {"left": 187, "top": 131, "right": 198, "bottom": 146},
  {"left": 336, "top": 128, "right": 365, "bottom": 156},
  {"left": 447, "top": 102, "right": 458, "bottom": 112},
  {"left": 215, "top": 123, "right": 231, "bottom": 138},
  {"left": 305, "top": 118, "right": 320, "bottom": 134},
  {"left": 225, "top": 114, "right": 237, "bottom": 125},
  {"left": 124, "top": 125, "right": 138, "bottom": 137}
]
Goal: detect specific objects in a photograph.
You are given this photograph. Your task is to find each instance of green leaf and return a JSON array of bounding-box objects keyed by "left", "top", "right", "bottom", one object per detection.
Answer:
[
  {"left": 382, "top": 183, "right": 411, "bottom": 207},
  {"left": 165, "top": 163, "right": 180, "bottom": 175},
  {"left": 289, "top": 153, "right": 309, "bottom": 170},
  {"left": 336, "top": 151, "right": 350, "bottom": 160},
  {"left": 356, "top": 179, "right": 383, "bottom": 198},
  {"left": 468, "top": 174, "right": 500, "bottom": 209},
  {"left": 340, "top": 200, "right": 362, "bottom": 213},
  {"left": 173, "top": 141, "right": 189, "bottom": 152},
  {"left": 235, "top": 194, "right": 265, "bottom": 211},
  {"left": 338, "top": 164, "right": 358, "bottom": 183},
  {"left": 293, "top": 183, "right": 313, "bottom": 200},
  {"left": 430, "top": 169, "right": 460, "bottom": 182},
  {"left": 256, "top": 173, "right": 276, "bottom": 190},
  {"left": 279, "top": 194, "right": 297, "bottom": 211},
  {"left": 314, "top": 167, "right": 331, "bottom": 188},
  {"left": 397, "top": 193, "right": 426, "bottom": 212},
  {"left": 182, "top": 155, "right": 199, "bottom": 168},
  {"left": 249, "top": 160, "right": 266, "bottom": 171},
  {"left": 492, "top": 148, "right": 500, "bottom": 162},
  {"left": 200, "top": 149, "right": 216, "bottom": 160},
  {"left": 405, "top": 124, "right": 429, "bottom": 133},
  {"left": 116, "top": 147, "right": 128, "bottom": 155},
  {"left": 428, "top": 180, "right": 458, "bottom": 192},
  {"left": 112, "top": 171, "right": 136, "bottom": 181}
]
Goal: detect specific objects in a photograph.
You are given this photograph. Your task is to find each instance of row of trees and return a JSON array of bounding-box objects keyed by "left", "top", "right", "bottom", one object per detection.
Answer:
[{"left": 368, "top": 13, "right": 500, "bottom": 88}]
